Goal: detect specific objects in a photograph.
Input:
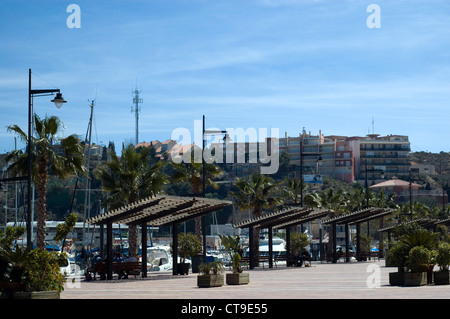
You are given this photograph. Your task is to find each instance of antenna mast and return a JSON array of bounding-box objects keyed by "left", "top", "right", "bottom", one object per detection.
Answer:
[{"left": 131, "top": 86, "right": 143, "bottom": 145}]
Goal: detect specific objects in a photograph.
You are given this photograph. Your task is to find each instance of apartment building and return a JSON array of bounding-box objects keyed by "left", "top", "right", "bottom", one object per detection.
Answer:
[
  {"left": 357, "top": 134, "right": 411, "bottom": 182},
  {"left": 277, "top": 131, "right": 411, "bottom": 183}
]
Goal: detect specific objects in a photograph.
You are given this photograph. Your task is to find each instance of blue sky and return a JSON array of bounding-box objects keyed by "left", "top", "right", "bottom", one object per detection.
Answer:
[{"left": 1, "top": 0, "right": 449, "bottom": 154}]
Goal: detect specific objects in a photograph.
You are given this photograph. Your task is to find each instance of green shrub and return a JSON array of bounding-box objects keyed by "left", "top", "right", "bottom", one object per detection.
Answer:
[
  {"left": 386, "top": 242, "right": 409, "bottom": 271},
  {"left": 289, "top": 232, "right": 310, "bottom": 255},
  {"left": 406, "top": 246, "right": 435, "bottom": 273},
  {"left": 436, "top": 242, "right": 450, "bottom": 271},
  {"left": 219, "top": 234, "right": 243, "bottom": 274},
  {"left": 198, "top": 261, "right": 223, "bottom": 275},
  {"left": 25, "top": 249, "right": 66, "bottom": 292},
  {"left": 175, "top": 232, "right": 202, "bottom": 264}
]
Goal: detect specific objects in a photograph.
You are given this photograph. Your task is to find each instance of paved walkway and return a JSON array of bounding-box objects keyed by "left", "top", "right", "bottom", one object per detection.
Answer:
[{"left": 61, "top": 260, "right": 449, "bottom": 300}]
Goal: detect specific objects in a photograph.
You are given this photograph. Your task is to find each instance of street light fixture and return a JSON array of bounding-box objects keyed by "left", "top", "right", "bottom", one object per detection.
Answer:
[
  {"left": 26, "top": 68, "right": 66, "bottom": 248},
  {"left": 51, "top": 93, "right": 67, "bottom": 109}
]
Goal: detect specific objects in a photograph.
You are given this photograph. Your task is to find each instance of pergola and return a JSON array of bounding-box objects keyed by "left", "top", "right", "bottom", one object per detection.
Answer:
[
  {"left": 322, "top": 207, "right": 396, "bottom": 263},
  {"left": 87, "top": 195, "right": 232, "bottom": 279},
  {"left": 378, "top": 217, "right": 450, "bottom": 241},
  {"left": 233, "top": 207, "right": 332, "bottom": 269}
]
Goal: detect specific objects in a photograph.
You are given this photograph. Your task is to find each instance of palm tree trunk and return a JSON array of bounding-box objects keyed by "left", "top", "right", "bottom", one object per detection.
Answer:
[
  {"left": 128, "top": 193, "right": 139, "bottom": 257},
  {"left": 253, "top": 208, "right": 261, "bottom": 266},
  {"left": 36, "top": 156, "right": 48, "bottom": 250},
  {"left": 128, "top": 224, "right": 138, "bottom": 257},
  {"left": 195, "top": 217, "right": 202, "bottom": 243}
]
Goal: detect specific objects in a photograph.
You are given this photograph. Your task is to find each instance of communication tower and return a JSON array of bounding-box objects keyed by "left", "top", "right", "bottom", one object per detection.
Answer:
[{"left": 131, "top": 86, "right": 143, "bottom": 145}]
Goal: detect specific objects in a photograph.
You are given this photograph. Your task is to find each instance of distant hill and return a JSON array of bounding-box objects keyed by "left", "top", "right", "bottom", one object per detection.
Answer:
[{"left": 410, "top": 151, "right": 450, "bottom": 175}]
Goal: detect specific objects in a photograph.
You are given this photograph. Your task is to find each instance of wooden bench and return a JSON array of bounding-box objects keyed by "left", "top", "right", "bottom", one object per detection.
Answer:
[
  {"left": 359, "top": 252, "right": 381, "bottom": 261},
  {"left": 92, "top": 262, "right": 142, "bottom": 280},
  {"left": 274, "top": 254, "right": 303, "bottom": 267},
  {"left": 240, "top": 256, "right": 271, "bottom": 268},
  {"left": 326, "top": 252, "right": 354, "bottom": 263}
]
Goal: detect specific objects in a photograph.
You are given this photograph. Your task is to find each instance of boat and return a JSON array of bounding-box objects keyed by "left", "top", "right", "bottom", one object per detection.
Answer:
[
  {"left": 258, "top": 237, "right": 286, "bottom": 256},
  {"left": 145, "top": 245, "right": 174, "bottom": 272},
  {"left": 206, "top": 249, "right": 231, "bottom": 266},
  {"left": 243, "top": 237, "right": 287, "bottom": 257}
]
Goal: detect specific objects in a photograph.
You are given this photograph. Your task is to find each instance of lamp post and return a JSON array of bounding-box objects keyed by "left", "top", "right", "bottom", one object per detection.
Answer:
[
  {"left": 364, "top": 159, "right": 385, "bottom": 234},
  {"left": 298, "top": 133, "right": 323, "bottom": 260},
  {"left": 26, "top": 68, "right": 66, "bottom": 248},
  {"left": 299, "top": 134, "right": 322, "bottom": 206},
  {"left": 201, "top": 115, "right": 227, "bottom": 262}
]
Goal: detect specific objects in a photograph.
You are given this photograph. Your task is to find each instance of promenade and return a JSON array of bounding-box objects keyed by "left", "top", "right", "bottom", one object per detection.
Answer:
[{"left": 61, "top": 260, "right": 449, "bottom": 300}]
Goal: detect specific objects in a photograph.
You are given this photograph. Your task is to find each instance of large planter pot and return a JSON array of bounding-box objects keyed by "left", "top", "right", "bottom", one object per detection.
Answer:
[
  {"left": 0, "top": 282, "right": 26, "bottom": 292},
  {"left": 389, "top": 272, "right": 405, "bottom": 286},
  {"left": 0, "top": 282, "right": 27, "bottom": 299},
  {"left": 434, "top": 270, "right": 450, "bottom": 285},
  {"left": 226, "top": 273, "right": 249, "bottom": 285},
  {"left": 191, "top": 255, "right": 203, "bottom": 273},
  {"left": 389, "top": 272, "right": 428, "bottom": 286},
  {"left": 177, "top": 263, "right": 190, "bottom": 275},
  {"left": 197, "top": 274, "right": 224, "bottom": 288},
  {"left": 404, "top": 272, "right": 428, "bottom": 286},
  {"left": 13, "top": 290, "right": 60, "bottom": 299}
]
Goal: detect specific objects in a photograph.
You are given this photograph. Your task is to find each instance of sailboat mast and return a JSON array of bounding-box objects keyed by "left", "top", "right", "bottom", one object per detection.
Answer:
[{"left": 82, "top": 100, "right": 95, "bottom": 247}]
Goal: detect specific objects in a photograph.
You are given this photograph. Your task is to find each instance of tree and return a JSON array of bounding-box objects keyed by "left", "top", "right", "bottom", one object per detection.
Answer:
[
  {"left": 6, "top": 114, "right": 86, "bottom": 249},
  {"left": 232, "top": 173, "right": 283, "bottom": 260},
  {"left": 281, "top": 178, "right": 306, "bottom": 205},
  {"left": 171, "top": 160, "right": 222, "bottom": 240},
  {"left": 53, "top": 213, "right": 77, "bottom": 250},
  {"left": 95, "top": 144, "right": 167, "bottom": 257}
]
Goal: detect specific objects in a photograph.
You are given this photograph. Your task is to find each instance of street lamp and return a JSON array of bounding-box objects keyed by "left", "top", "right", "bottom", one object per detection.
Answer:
[
  {"left": 26, "top": 68, "right": 66, "bottom": 248},
  {"left": 201, "top": 115, "right": 227, "bottom": 262},
  {"left": 51, "top": 93, "right": 67, "bottom": 109},
  {"left": 299, "top": 134, "right": 322, "bottom": 206}
]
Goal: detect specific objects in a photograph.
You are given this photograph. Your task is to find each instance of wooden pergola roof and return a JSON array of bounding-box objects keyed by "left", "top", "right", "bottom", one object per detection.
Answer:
[
  {"left": 233, "top": 206, "right": 332, "bottom": 230},
  {"left": 87, "top": 195, "right": 232, "bottom": 227},
  {"left": 322, "top": 207, "right": 395, "bottom": 225},
  {"left": 378, "top": 217, "right": 450, "bottom": 233}
]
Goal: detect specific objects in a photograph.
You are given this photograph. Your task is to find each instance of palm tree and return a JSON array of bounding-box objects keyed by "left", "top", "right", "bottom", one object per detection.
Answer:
[
  {"left": 232, "top": 173, "right": 283, "bottom": 260},
  {"left": 344, "top": 188, "right": 370, "bottom": 212},
  {"left": 281, "top": 178, "right": 306, "bottom": 205},
  {"left": 6, "top": 114, "right": 86, "bottom": 250},
  {"left": 170, "top": 161, "right": 222, "bottom": 240},
  {"left": 95, "top": 144, "right": 167, "bottom": 257}
]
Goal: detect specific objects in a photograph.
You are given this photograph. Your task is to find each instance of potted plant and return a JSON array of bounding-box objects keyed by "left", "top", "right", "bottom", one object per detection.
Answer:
[
  {"left": 405, "top": 245, "right": 435, "bottom": 286},
  {"left": 0, "top": 226, "right": 65, "bottom": 299},
  {"left": 386, "top": 242, "right": 410, "bottom": 286},
  {"left": 13, "top": 248, "right": 66, "bottom": 299},
  {"left": 434, "top": 242, "right": 450, "bottom": 285},
  {"left": 175, "top": 232, "right": 202, "bottom": 275},
  {"left": 197, "top": 261, "right": 224, "bottom": 288},
  {"left": 219, "top": 235, "right": 249, "bottom": 285},
  {"left": 289, "top": 232, "right": 310, "bottom": 266},
  {"left": 387, "top": 225, "right": 437, "bottom": 286}
]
